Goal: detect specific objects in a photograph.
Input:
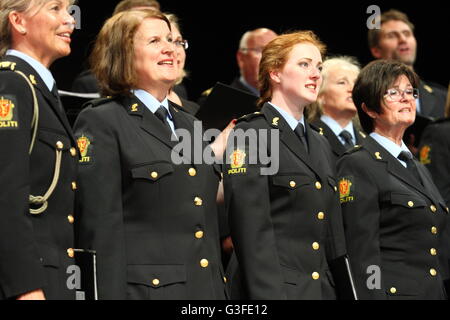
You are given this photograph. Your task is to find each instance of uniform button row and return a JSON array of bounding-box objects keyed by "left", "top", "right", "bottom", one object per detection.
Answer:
[{"left": 285, "top": 181, "right": 326, "bottom": 191}]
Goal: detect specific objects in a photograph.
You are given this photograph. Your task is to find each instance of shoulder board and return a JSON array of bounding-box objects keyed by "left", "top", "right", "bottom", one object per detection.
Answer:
[
  {"left": 170, "top": 102, "right": 189, "bottom": 114},
  {"left": 236, "top": 111, "right": 264, "bottom": 123},
  {"left": 0, "top": 61, "right": 17, "bottom": 71},
  {"left": 201, "top": 87, "right": 213, "bottom": 97},
  {"left": 432, "top": 117, "right": 450, "bottom": 125},
  {"left": 343, "top": 144, "right": 364, "bottom": 155},
  {"left": 309, "top": 122, "right": 321, "bottom": 133},
  {"left": 82, "top": 97, "right": 115, "bottom": 109}
]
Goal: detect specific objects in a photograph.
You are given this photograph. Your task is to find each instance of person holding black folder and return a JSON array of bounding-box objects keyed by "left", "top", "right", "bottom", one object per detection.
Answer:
[
  {"left": 337, "top": 60, "right": 449, "bottom": 299},
  {"left": 223, "top": 31, "right": 351, "bottom": 300}
]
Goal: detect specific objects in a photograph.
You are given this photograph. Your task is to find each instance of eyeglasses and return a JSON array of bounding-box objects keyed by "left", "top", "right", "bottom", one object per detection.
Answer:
[
  {"left": 241, "top": 47, "right": 263, "bottom": 55},
  {"left": 174, "top": 39, "right": 189, "bottom": 50},
  {"left": 384, "top": 88, "right": 419, "bottom": 102}
]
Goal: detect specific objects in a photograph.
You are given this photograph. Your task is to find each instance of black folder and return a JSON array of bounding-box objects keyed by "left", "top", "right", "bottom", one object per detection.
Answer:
[{"left": 196, "top": 82, "right": 258, "bottom": 131}]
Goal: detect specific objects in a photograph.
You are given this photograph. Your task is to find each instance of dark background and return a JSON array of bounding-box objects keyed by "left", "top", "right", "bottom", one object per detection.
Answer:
[{"left": 52, "top": 0, "right": 449, "bottom": 100}]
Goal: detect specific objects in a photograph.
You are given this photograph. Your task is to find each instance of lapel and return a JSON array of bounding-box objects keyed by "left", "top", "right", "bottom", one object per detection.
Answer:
[
  {"left": 169, "top": 102, "right": 198, "bottom": 164},
  {"left": 364, "top": 136, "right": 435, "bottom": 201},
  {"left": 5, "top": 55, "right": 76, "bottom": 145},
  {"left": 123, "top": 95, "right": 178, "bottom": 151},
  {"left": 419, "top": 81, "right": 439, "bottom": 118},
  {"left": 262, "top": 103, "right": 324, "bottom": 179},
  {"left": 313, "top": 119, "right": 346, "bottom": 157}
]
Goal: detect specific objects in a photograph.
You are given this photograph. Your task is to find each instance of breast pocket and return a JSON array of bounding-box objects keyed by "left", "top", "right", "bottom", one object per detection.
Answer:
[
  {"left": 272, "top": 174, "right": 314, "bottom": 190},
  {"left": 127, "top": 264, "right": 187, "bottom": 300},
  {"left": 131, "top": 162, "right": 174, "bottom": 182},
  {"left": 38, "top": 128, "right": 71, "bottom": 152},
  {"left": 389, "top": 192, "right": 427, "bottom": 209}
]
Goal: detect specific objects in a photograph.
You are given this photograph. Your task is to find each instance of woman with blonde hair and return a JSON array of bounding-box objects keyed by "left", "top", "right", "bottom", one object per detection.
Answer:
[
  {"left": 0, "top": 0, "right": 78, "bottom": 300},
  {"left": 308, "top": 56, "right": 366, "bottom": 163}
]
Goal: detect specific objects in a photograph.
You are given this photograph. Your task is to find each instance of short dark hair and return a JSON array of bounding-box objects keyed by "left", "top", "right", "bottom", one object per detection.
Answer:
[
  {"left": 368, "top": 9, "right": 415, "bottom": 49},
  {"left": 352, "top": 60, "right": 419, "bottom": 133}
]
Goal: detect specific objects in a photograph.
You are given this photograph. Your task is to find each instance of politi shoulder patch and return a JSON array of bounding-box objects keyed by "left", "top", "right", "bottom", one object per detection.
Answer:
[
  {"left": 339, "top": 176, "right": 354, "bottom": 204},
  {"left": 419, "top": 145, "right": 431, "bottom": 165},
  {"left": 228, "top": 149, "right": 247, "bottom": 175},
  {"left": 0, "top": 95, "right": 19, "bottom": 129},
  {"left": 77, "top": 134, "right": 93, "bottom": 164}
]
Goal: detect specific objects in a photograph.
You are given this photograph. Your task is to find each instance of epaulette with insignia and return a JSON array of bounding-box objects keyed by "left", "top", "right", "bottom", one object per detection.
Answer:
[
  {"left": 82, "top": 97, "right": 115, "bottom": 109},
  {"left": 236, "top": 111, "right": 264, "bottom": 123},
  {"left": 432, "top": 117, "right": 450, "bottom": 125},
  {"left": 309, "top": 123, "right": 321, "bottom": 132},
  {"left": 201, "top": 87, "right": 213, "bottom": 97},
  {"left": 0, "top": 61, "right": 16, "bottom": 71},
  {"left": 170, "top": 103, "right": 189, "bottom": 114},
  {"left": 344, "top": 144, "right": 363, "bottom": 155}
]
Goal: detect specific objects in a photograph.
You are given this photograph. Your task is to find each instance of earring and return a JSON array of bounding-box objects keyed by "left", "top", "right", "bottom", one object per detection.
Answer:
[{"left": 20, "top": 29, "right": 26, "bottom": 35}]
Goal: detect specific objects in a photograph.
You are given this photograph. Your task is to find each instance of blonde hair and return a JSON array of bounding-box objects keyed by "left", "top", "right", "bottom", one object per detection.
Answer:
[
  {"left": 257, "top": 30, "right": 326, "bottom": 108},
  {"left": 0, "top": 0, "right": 74, "bottom": 57},
  {"left": 90, "top": 9, "right": 170, "bottom": 97},
  {"left": 308, "top": 56, "right": 360, "bottom": 121}
]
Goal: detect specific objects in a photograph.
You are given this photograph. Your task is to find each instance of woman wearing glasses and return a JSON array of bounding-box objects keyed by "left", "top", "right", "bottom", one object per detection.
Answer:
[
  {"left": 337, "top": 60, "right": 450, "bottom": 299},
  {"left": 166, "top": 13, "right": 200, "bottom": 115},
  {"left": 74, "top": 9, "right": 227, "bottom": 300}
]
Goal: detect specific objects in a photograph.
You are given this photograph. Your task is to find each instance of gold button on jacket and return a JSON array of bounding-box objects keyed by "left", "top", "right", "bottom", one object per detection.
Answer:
[{"left": 200, "top": 259, "right": 209, "bottom": 268}]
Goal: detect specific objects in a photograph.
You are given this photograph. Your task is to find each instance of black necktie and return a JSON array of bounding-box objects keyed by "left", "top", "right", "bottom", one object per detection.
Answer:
[
  {"left": 51, "top": 83, "right": 64, "bottom": 113},
  {"left": 294, "top": 123, "right": 309, "bottom": 153},
  {"left": 398, "top": 151, "right": 423, "bottom": 185},
  {"left": 339, "top": 130, "right": 354, "bottom": 149},
  {"left": 154, "top": 106, "right": 173, "bottom": 133}
]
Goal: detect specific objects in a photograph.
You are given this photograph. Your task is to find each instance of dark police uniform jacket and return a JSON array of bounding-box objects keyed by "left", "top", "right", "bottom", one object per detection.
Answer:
[
  {"left": 223, "top": 103, "right": 348, "bottom": 300},
  {"left": 418, "top": 81, "right": 447, "bottom": 119},
  {"left": 337, "top": 136, "right": 450, "bottom": 299},
  {"left": 0, "top": 56, "right": 78, "bottom": 299},
  {"left": 311, "top": 119, "right": 367, "bottom": 164},
  {"left": 73, "top": 95, "right": 227, "bottom": 300},
  {"left": 419, "top": 118, "right": 450, "bottom": 207}
]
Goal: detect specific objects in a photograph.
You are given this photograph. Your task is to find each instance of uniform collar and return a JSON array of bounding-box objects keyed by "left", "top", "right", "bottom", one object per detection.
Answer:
[
  {"left": 133, "top": 89, "right": 173, "bottom": 120},
  {"left": 268, "top": 102, "right": 305, "bottom": 132},
  {"left": 6, "top": 49, "right": 55, "bottom": 91},
  {"left": 321, "top": 115, "right": 356, "bottom": 144},
  {"left": 370, "top": 132, "right": 411, "bottom": 164}
]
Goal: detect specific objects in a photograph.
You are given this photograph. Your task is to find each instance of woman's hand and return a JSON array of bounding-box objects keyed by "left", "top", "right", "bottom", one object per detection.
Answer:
[
  {"left": 210, "top": 119, "right": 237, "bottom": 160},
  {"left": 17, "top": 289, "right": 46, "bottom": 300}
]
